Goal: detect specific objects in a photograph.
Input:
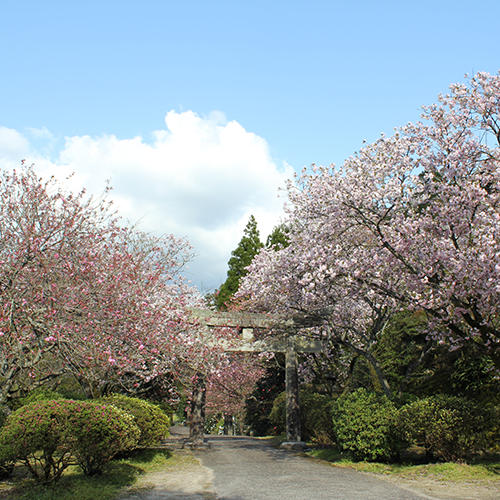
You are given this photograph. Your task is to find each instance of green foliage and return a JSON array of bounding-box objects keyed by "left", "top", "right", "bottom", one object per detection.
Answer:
[
  {"left": 0, "top": 448, "right": 175, "bottom": 500},
  {"left": 332, "top": 388, "right": 400, "bottom": 461},
  {"left": 269, "top": 389, "right": 335, "bottom": 442},
  {"left": 216, "top": 215, "right": 263, "bottom": 309},
  {"left": 0, "top": 404, "right": 13, "bottom": 479},
  {"left": 353, "top": 311, "right": 499, "bottom": 401},
  {"left": 396, "top": 395, "right": 496, "bottom": 461},
  {"left": 0, "top": 404, "right": 9, "bottom": 428},
  {"left": 0, "top": 459, "right": 13, "bottom": 479},
  {"left": 363, "top": 311, "right": 430, "bottom": 395},
  {"left": 154, "top": 399, "right": 175, "bottom": 420},
  {"left": 204, "top": 413, "right": 223, "bottom": 434},
  {"left": 265, "top": 223, "right": 290, "bottom": 251},
  {"left": 449, "top": 347, "right": 499, "bottom": 400},
  {"left": 53, "top": 374, "right": 89, "bottom": 400},
  {"left": 268, "top": 391, "right": 286, "bottom": 434},
  {"left": 66, "top": 402, "right": 140, "bottom": 476},
  {"left": 99, "top": 394, "right": 170, "bottom": 447},
  {"left": 0, "top": 400, "right": 140, "bottom": 482},
  {"left": 174, "top": 393, "right": 188, "bottom": 423},
  {"left": 301, "top": 391, "right": 335, "bottom": 443},
  {"left": 15, "top": 387, "right": 65, "bottom": 409},
  {"left": 0, "top": 400, "right": 80, "bottom": 482},
  {"left": 244, "top": 356, "right": 285, "bottom": 435}
]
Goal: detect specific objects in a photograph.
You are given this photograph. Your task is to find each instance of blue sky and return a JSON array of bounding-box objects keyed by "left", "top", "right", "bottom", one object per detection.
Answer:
[{"left": 1, "top": 0, "right": 499, "bottom": 290}]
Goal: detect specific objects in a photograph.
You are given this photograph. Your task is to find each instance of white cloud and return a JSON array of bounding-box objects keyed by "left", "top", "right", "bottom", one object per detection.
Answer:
[
  {"left": 0, "top": 126, "right": 30, "bottom": 160},
  {"left": 0, "top": 112, "right": 293, "bottom": 290},
  {"left": 26, "top": 126, "right": 55, "bottom": 141}
]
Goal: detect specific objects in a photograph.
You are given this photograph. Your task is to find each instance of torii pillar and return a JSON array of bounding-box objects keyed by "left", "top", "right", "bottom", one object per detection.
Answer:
[
  {"left": 284, "top": 335, "right": 301, "bottom": 444},
  {"left": 191, "top": 309, "right": 322, "bottom": 449}
]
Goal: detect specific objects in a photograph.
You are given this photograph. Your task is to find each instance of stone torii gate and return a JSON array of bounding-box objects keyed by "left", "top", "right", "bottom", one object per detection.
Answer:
[{"left": 189, "top": 309, "right": 323, "bottom": 448}]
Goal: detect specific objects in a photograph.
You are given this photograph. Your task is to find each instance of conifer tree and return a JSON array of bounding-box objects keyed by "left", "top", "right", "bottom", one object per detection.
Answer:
[
  {"left": 216, "top": 215, "right": 263, "bottom": 310},
  {"left": 265, "top": 223, "right": 290, "bottom": 251}
]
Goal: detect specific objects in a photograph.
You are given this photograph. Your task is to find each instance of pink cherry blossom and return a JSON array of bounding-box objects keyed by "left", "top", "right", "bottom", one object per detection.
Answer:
[{"left": 240, "top": 72, "right": 500, "bottom": 379}]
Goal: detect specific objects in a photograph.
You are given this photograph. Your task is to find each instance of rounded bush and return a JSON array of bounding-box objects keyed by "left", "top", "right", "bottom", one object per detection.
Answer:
[
  {"left": 396, "top": 395, "right": 493, "bottom": 461},
  {"left": 301, "top": 392, "right": 335, "bottom": 443},
  {"left": 332, "top": 388, "right": 400, "bottom": 461},
  {"left": 0, "top": 405, "right": 14, "bottom": 480},
  {"left": 0, "top": 399, "right": 140, "bottom": 481},
  {"left": 13, "top": 387, "right": 65, "bottom": 410},
  {"left": 0, "top": 400, "right": 77, "bottom": 482},
  {"left": 67, "top": 401, "right": 140, "bottom": 475},
  {"left": 99, "top": 394, "right": 170, "bottom": 447},
  {"left": 268, "top": 391, "right": 286, "bottom": 434}
]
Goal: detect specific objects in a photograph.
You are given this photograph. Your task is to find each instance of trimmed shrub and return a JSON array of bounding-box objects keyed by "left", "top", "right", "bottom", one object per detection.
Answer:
[
  {"left": 396, "top": 395, "right": 494, "bottom": 461},
  {"left": 0, "top": 399, "right": 140, "bottom": 481},
  {"left": 332, "top": 388, "right": 400, "bottom": 461},
  {"left": 268, "top": 391, "right": 286, "bottom": 435},
  {"left": 15, "top": 387, "right": 65, "bottom": 409},
  {"left": 301, "top": 392, "right": 335, "bottom": 443},
  {"left": 67, "top": 401, "right": 140, "bottom": 475},
  {"left": 99, "top": 394, "right": 170, "bottom": 447},
  {"left": 156, "top": 400, "right": 175, "bottom": 422},
  {"left": 0, "top": 400, "right": 76, "bottom": 482},
  {"left": 0, "top": 405, "right": 13, "bottom": 480}
]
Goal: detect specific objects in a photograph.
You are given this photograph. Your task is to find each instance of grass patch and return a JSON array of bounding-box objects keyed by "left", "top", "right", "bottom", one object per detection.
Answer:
[
  {"left": 0, "top": 448, "right": 178, "bottom": 500},
  {"left": 306, "top": 448, "right": 500, "bottom": 482},
  {"left": 255, "top": 435, "right": 284, "bottom": 447}
]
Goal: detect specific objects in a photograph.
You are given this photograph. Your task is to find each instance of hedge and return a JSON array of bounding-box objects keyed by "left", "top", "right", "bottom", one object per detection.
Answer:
[
  {"left": 332, "top": 388, "right": 400, "bottom": 461},
  {"left": 0, "top": 400, "right": 140, "bottom": 481},
  {"left": 396, "top": 395, "right": 495, "bottom": 461},
  {"left": 99, "top": 394, "right": 170, "bottom": 447}
]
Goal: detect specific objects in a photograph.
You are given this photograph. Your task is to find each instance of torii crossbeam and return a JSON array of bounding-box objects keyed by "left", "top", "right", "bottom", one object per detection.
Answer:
[{"left": 190, "top": 309, "right": 323, "bottom": 448}]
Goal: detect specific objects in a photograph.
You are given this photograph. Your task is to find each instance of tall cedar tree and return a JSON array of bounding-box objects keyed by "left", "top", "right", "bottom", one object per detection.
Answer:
[
  {"left": 265, "top": 223, "right": 290, "bottom": 251},
  {"left": 216, "top": 215, "right": 263, "bottom": 310}
]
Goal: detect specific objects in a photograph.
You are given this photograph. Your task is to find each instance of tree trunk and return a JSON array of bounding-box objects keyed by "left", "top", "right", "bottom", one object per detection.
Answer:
[
  {"left": 285, "top": 339, "right": 301, "bottom": 442},
  {"left": 189, "top": 373, "right": 206, "bottom": 445},
  {"left": 341, "top": 341, "right": 393, "bottom": 398}
]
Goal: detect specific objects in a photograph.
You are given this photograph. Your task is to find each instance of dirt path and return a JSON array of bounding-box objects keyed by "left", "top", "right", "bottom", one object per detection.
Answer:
[
  {"left": 118, "top": 426, "right": 214, "bottom": 499},
  {"left": 118, "top": 450, "right": 215, "bottom": 500},
  {"left": 379, "top": 474, "right": 499, "bottom": 500}
]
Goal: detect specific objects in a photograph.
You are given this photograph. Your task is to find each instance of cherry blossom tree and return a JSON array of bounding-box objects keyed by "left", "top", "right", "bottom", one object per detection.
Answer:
[
  {"left": 240, "top": 72, "right": 500, "bottom": 378},
  {"left": 0, "top": 164, "right": 223, "bottom": 405},
  {"left": 205, "top": 353, "right": 265, "bottom": 425}
]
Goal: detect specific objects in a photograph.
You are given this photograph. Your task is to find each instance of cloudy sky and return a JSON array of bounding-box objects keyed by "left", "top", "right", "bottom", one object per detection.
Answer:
[{"left": 1, "top": 1, "right": 499, "bottom": 291}]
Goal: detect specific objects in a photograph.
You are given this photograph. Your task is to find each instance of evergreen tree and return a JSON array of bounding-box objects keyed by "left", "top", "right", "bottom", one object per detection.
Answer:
[
  {"left": 265, "top": 223, "right": 290, "bottom": 251},
  {"left": 216, "top": 215, "right": 263, "bottom": 310}
]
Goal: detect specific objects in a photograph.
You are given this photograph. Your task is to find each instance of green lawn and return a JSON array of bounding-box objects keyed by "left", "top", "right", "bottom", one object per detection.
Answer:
[
  {"left": 306, "top": 448, "right": 500, "bottom": 482},
  {"left": 0, "top": 448, "right": 182, "bottom": 500}
]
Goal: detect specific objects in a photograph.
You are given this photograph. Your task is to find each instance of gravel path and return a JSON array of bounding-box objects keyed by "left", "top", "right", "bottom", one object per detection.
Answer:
[
  {"left": 119, "top": 429, "right": 498, "bottom": 500},
  {"left": 196, "top": 436, "right": 432, "bottom": 500}
]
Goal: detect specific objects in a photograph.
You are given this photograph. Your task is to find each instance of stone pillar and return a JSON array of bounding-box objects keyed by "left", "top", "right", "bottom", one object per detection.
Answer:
[
  {"left": 189, "top": 373, "right": 206, "bottom": 446},
  {"left": 223, "top": 413, "right": 234, "bottom": 435},
  {"left": 285, "top": 338, "right": 301, "bottom": 442}
]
